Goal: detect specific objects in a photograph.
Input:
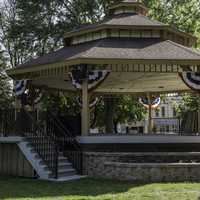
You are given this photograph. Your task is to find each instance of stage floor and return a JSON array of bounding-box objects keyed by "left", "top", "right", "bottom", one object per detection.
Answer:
[{"left": 77, "top": 135, "right": 200, "bottom": 144}]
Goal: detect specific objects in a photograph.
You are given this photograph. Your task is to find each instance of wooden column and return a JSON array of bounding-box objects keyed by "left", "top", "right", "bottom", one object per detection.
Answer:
[
  {"left": 198, "top": 94, "right": 200, "bottom": 133},
  {"left": 148, "top": 93, "right": 153, "bottom": 134},
  {"left": 81, "top": 79, "right": 90, "bottom": 136},
  {"left": 197, "top": 67, "right": 200, "bottom": 133}
]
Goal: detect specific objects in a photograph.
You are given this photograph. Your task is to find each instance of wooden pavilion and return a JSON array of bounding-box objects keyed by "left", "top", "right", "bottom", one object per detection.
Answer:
[{"left": 4, "top": 0, "right": 200, "bottom": 181}]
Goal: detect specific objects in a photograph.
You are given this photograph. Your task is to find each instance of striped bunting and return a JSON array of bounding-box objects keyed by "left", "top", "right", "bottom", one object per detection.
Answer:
[
  {"left": 14, "top": 80, "right": 28, "bottom": 96},
  {"left": 33, "top": 89, "right": 43, "bottom": 105},
  {"left": 180, "top": 72, "right": 200, "bottom": 91},
  {"left": 76, "top": 96, "right": 100, "bottom": 109},
  {"left": 139, "top": 97, "right": 161, "bottom": 109},
  {"left": 14, "top": 80, "right": 43, "bottom": 105},
  {"left": 69, "top": 70, "right": 110, "bottom": 90}
]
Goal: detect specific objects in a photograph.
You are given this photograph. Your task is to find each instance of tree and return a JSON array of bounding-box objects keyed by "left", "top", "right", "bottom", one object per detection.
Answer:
[
  {"left": 0, "top": 49, "right": 12, "bottom": 109},
  {"left": 174, "top": 93, "right": 200, "bottom": 133},
  {"left": 145, "top": 0, "right": 200, "bottom": 45},
  {"left": 91, "top": 96, "right": 146, "bottom": 133}
]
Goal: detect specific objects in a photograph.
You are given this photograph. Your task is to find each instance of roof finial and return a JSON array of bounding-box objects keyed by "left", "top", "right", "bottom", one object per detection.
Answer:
[{"left": 109, "top": 0, "right": 148, "bottom": 16}]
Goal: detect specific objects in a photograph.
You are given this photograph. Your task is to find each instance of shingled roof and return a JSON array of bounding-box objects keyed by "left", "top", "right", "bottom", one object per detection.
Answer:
[
  {"left": 7, "top": 0, "right": 200, "bottom": 77},
  {"left": 65, "top": 13, "right": 166, "bottom": 38},
  {"left": 16, "top": 38, "right": 200, "bottom": 69}
]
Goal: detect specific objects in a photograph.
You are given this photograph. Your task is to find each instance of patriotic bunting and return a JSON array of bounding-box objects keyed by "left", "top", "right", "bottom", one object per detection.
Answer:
[
  {"left": 180, "top": 72, "right": 200, "bottom": 91},
  {"left": 14, "top": 80, "right": 43, "bottom": 105},
  {"left": 76, "top": 96, "right": 100, "bottom": 109},
  {"left": 14, "top": 80, "right": 28, "bottom": 96},
  {"left": 139, "top": 97, "right": 161, "bottom": 109},
  {"left": 32, "top": 89, "right": 43, "bottom": 105},
  {"left": 69, "top": 70, "right": 110, "bottom": 90}
]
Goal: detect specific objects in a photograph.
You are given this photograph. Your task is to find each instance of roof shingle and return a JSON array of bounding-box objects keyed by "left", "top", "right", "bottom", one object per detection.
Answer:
[{"left": 17, "top": 38, "right": 200, "bottom": 69}]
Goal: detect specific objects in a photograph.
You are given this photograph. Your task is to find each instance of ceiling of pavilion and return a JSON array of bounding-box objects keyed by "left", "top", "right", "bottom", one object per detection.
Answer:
[{"left": 31, "top": 72, "right": 189, "bottom": 94}]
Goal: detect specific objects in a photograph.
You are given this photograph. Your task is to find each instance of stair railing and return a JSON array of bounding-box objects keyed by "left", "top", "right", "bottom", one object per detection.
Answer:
[
  {"left": 18, "top": 109, "right": 59, "bottom": 179},
  {"left": 46, "top": 112, "right": 83, "bottom": 174},
  {"left": 0, "top": 109, "right": 17, "bottom": 137}
]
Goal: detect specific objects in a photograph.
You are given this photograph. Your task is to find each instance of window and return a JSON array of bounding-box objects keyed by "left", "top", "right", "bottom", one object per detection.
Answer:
[
  {"left": 173, "top": 108, "right": 177, "bottom": 117},
  {"left": 161, "top": 107, "right": 165, "bottom": 117},
  {"left": 155, "top": 109, "right": 159, "bottom": 117}
]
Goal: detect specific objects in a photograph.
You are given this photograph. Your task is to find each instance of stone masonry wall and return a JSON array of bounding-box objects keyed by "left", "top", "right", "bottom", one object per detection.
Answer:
[{"left": 83, "top": 152, "right": 200, "bottom": 182}]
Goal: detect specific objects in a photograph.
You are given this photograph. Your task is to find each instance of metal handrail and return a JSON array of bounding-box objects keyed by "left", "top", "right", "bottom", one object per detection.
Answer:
[
  {"left": 47, "top": 112, "right": 81, "bottom": 151},
  {"left": 18, "top": 109, "right": 59, "bottom": 179}
]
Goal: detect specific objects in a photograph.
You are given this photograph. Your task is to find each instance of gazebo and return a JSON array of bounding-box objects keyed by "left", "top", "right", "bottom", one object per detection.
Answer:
[{"left": 6, "top": 0, "right": 200, "bottom": 181}]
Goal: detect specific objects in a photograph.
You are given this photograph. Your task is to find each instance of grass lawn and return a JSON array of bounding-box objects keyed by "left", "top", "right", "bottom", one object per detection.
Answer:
[{"left": 1, "top": 177, "right": 200, "bottom": 200}]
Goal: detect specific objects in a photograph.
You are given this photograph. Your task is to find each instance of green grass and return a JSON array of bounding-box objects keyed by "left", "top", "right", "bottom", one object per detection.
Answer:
[{"left": 0, "top": 177, "right": 200, "bottom": 200}]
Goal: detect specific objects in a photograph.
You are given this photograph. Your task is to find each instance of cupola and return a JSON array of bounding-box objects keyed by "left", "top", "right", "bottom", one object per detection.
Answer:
[{"left": 109, "top": 0, "right": 148, "bottom": 16}]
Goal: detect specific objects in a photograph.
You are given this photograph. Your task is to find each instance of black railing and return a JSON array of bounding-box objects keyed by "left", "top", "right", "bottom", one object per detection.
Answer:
[
  {"left": 18, "top": 109, "right": 59, "bottom": 179},
  {"left": 0, "top": 109, "right": 18, "bottom": 136},
  {"left": 46, "top": 112, "right": 83, "bottom": 174},
  {"left": 0, "top": 108, "right": 83, "bottom": 177}
]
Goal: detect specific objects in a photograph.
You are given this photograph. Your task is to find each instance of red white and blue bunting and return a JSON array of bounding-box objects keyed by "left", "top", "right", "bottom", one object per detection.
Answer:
[
  {"left": 69, "top": 70, "right": 110, "bottom": 90},
  {"left": 139, "top": 97, "right": 161, "bottom": 109},
  {"left": 14, "top": 80, "right": 28, "bottom": 96},
  {"left": 32, "top": 89, "right": 43, "bottom": 105},
  {"left": 76, "top": 96, "right": 101, "bottom": 109},
  {"left": 14, "top": 80, "right": 43, "bottom": 105},
  {"left": 180, "top": 72, "right": 200, "bottom": 91}
]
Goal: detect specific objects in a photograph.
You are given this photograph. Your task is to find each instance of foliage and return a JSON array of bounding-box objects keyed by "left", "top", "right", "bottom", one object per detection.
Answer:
[
  {"left": 91, "top": 96, "right": 146, "bottom": 133},
  {"left": 114, "top": 96, "right": 147, "bottom": 123},
  {"left": 41, "top": 92, "right": 81, "bottom": 116},
  {"left": 145, "top": 0, "right": 200, "bottom": 46},
  {"left": 0, "top": 50, "right": 12, "bottom": 109},
  {"left": 175, "top": 94, "right": 200, "bottom": 117}
]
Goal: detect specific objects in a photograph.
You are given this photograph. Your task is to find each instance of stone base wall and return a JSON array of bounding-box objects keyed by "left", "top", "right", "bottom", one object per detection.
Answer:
[{"left": 83, "top": 152, "right": 200, "bottom": 182}]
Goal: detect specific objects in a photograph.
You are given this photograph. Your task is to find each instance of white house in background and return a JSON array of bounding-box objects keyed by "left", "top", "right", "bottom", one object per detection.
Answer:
[{"left": 125, "top": 94, "right": 182, "bottom": 134}]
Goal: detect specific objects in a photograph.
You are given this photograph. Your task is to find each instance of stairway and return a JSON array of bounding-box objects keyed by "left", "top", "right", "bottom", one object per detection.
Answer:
[
  {"left": 18, "top": 140, "right": 83, "bottom": 181},
  {"left": 15, "top": 109, "right": 84, "bottom": 182}
]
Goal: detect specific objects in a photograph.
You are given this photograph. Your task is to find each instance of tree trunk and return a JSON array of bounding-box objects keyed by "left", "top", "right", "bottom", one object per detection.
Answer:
[
  {"left": 104, "top": 97, "right": 115, "bottom": 133},
  {"left": 113, "top": 120, "right": 118, "bottom": 134}
]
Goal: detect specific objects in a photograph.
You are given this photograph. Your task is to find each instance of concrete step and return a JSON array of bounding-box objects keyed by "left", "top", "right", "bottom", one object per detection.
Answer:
[
  {"left": 57, "top": 168, "right": 77, "bottom": 177},
  {"left": 44, "top": 162, "right": 72, "bottom": 171},
  {"left": 21, "top": 140, "right": 81, "bottom": 181},
  {"left": 48, "top": 175, "right": 86, "bottom": 182},
  {"left": 58, "top": 157, "right": 69, "bottom": 163},
  {"left": 49, "top": 169, "right": 77, "bottom": 178},
  {"left": 39, "top": 157, "right": 70, "bottom": 166},
  {"left": 58, "top": 163, "right": 72, "bottom": 170}
]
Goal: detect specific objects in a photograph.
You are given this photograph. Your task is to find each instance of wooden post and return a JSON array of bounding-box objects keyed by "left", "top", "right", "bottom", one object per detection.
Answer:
[
  {"left": 198, "top": 94, "right": 200, "bottom": 134},
  {"left": 197, "top": 67, "right": 200, "bottom": 134},
  {"left": 81, "top": 79, "right": 90, "bottom": 136},
  {"left": 15, "top": 96, "right": 21, "bottom": 120},
  {"left": 148, "top": 93, "right": 153, "bottom": 134}
]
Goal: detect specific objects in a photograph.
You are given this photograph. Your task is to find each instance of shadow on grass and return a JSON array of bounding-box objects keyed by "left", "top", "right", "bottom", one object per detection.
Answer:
[{"left": 0, "top": 177, "right": 143, "bottom": 199}]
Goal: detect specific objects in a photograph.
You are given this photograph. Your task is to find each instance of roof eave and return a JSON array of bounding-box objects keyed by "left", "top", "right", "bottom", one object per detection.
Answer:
[
  {"left": 7, "top": 57, "right": 200, "bottom": 79},
  {"left": 64, "top": 24, "right": 197, "bottom": 45}
]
